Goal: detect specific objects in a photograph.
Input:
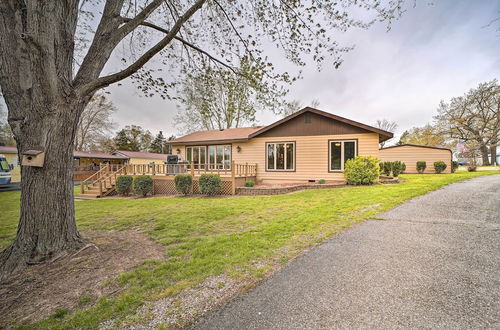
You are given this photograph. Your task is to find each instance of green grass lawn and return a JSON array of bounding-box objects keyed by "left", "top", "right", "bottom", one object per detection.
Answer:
[{"left": 1, "top": 171, "right": 499, "bottom": 329}]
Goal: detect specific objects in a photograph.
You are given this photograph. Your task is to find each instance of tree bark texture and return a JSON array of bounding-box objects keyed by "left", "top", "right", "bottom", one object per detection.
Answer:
[
  {"left": 479, "top": 144, "right": 490, "bottom": 166},
  {"left": 490, "top": 145, "right": 497, "bottom": 166},
  {"left": 0, "top": 1, "right": 86, "bottom": 278}
]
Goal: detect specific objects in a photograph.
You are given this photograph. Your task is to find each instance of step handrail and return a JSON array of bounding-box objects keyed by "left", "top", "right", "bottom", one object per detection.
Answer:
[{"left": 81, "top": 164, "right": 124, "bottom": 195}]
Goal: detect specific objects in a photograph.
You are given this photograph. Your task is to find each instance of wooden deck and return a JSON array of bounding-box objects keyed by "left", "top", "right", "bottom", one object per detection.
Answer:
[{"left": 79, "top": 162, "right": 257, "bottom": 198}]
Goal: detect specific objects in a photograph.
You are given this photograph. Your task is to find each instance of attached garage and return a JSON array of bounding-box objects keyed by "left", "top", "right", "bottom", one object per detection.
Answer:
[{"left": 379, "top": 144, "right": 452, "bottom": 174}]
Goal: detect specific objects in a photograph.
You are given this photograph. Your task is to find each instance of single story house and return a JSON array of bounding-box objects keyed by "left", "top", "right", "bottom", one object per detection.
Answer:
[
  {"left": 170, "top": 107, "right": 393, "bottom": 184},
  {"left": 379, "top": 144, "right": 452, "bottom": 174}
]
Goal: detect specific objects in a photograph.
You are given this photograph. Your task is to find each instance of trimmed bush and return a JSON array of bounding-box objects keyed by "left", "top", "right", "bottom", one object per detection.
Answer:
[
  {"left": 433, "top": 161, "right": 447, "bottom": 174},
  {"left": 401, "top": 162, "right": 407, "bottom": 173},
  {"left": 416, "top": 161, "right": 427, "bottom": 174},
  {"left": 133, "top": 175, "right": 153, "bottom": 197},
  {"left": 380, "top": 162, "right": 392, "bottom": 176},
  {"left": 452, "top": 161, "right": 459, "bottom": 173},
  {"left": 174, "top": 174, "right": 193, "bottom": 195},
  {"left": 344, "top": 156, "right": 380, "bottom": 185},
  {"left": 318, "top": 179, "right": 326, "bottom": 184},
  {"left": 199, "top": 174, "right": 222, "bottom": 195},
  {"left": 115, "top": 175, "right": 133, "bottom": 196},
  {"left": 245, "top": 180, "right": 255, "bottom": 187},
  {"left": 391, "top": 161, "right": 404, "bottom": 177},
  {"left": 467, "top": 165, "right": 477, "bottom": 172}
]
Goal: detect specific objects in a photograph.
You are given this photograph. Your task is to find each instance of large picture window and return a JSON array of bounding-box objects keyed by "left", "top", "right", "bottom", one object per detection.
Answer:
[
  {"left": 266, "top": 142, "right": 295, "bottom": 171},
  {"left": 208, "top": 145, "right": 231, "bottom": 170},
  {"left": 186, "top": 146, "right": 206, "bottom": 169},
  {"left": 329, "top": 140, "right": 357, "bottom": 171},
  {"left": 186, "top": 145, "right": 231, "bottom": 170}
]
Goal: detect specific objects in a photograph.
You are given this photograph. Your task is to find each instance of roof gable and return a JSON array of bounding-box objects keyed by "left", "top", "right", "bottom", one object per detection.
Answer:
[{"left": 250, "top": 107, "right": 393, "bottom": 142}]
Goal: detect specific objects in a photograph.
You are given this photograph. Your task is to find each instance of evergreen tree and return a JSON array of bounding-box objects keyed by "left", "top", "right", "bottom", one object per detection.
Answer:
[
  {"left": 113, "top": 125, "right": 153, "bottom": 151},
  {"left": 149, "top": 131, "right": 167, "bottom": 154}
]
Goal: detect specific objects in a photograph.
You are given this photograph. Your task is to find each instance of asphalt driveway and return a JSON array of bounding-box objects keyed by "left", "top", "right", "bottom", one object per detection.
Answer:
[{"left": 192, "top": 175, "right": 500, "bottom": 329}]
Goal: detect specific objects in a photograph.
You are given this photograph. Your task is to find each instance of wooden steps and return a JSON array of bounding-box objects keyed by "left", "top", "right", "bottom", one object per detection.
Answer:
[{"left": 79, "top": 165, "right": 122, "bottom": 199}]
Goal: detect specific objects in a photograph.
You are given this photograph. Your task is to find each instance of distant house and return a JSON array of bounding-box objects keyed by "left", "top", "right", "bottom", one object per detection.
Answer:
[
  {"left": 170, "top": 107, "right": 393, "bottom": 184},
  {"left": 112, "top": 150, "right": 169, "bottom": 165},
  {"left": 1, "top": 147, "right": 170, "bottom": 181},
  {"left": 74, "top": 151, "right": 128, "bottom": 168}
]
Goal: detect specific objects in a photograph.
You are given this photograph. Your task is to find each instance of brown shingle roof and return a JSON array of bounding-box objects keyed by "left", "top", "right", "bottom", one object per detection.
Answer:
[
  {"left": 74, "top": 151, "right": 128, "bottom": 160},
  {"left": 0, "top": 147, "right": 131, "bottom": 159},
  {"left": 170, "top": 127, "right": 262, "bottom": 145},
  {"left": 171, "top": 108, "right": 394, "bottom": 144},
  {"left": 0, "top": 146, "right": 18, "bottom": 153},
  {"left": 113, "top": 150, "right": 169, "bottom": 160}
]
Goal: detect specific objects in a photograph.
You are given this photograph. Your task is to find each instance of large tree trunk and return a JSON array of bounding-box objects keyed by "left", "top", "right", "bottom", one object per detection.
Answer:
[
  {"left": 491, "top": 145, "right": 497, "bottom": 166},
  {"left": 0, "top": 101, "right": 86, "bottom": 278},
  {"left": 0, "top": 1, "right": 85, "bottom": 279},
  {"left": 479, "top": 144, "right": 490, "bottom": 166}
]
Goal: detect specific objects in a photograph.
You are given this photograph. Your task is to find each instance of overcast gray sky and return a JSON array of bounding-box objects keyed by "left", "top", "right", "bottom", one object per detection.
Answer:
[{"left": 106, "top": 0, "right": 499, "bottom": 143}]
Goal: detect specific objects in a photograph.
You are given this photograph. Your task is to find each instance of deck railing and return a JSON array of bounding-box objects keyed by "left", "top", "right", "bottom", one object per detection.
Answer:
[
  {"left": 121, "top": 161, "right": 257, "bottom": 178},
  {"left": 74, "top": 164, "right": 123, "bottom": 172}
]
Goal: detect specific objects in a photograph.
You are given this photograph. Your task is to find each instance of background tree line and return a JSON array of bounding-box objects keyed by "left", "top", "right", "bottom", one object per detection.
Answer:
[{"left": 395, "top": 79, "right": 498, "bottom": 165}]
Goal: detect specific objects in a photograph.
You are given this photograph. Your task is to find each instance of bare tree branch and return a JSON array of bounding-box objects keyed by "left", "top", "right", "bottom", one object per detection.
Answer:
[
  {"left": 77, "top": 0, "right": 207, "bottom": 96},
  {"left": 74, "top": 0, "right": 163, "bottom": 88},
  {"left": 121, "top": 17, "right": 237, "bottom": 73}
]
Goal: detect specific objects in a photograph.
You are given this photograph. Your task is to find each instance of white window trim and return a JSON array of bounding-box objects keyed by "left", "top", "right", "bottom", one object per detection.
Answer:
[
  {"left": 207, "top": 145, "right": 232, "bottom": 170},
  {"left": 266, "top": 141, "right": 295, "bottom": 171},
  {"left": 329, "top": 140, "right": 357, "bottom": 172},
  {"left": 186, "top": 146, "right": 207, "bottom": 168}
]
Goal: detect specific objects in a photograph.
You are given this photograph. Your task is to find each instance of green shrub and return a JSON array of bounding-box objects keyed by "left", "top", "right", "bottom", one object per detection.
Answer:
[
  {"left": 467, "top": 165, "right": 477, "bottom": 172},
  {"left": 380, "top": 161, "right": 392, "bottom": 176},
  {"left": 245, "top": 180, "right": 255, "bottom": 187},
  {"left": 416, "top": 161, "right": 427, "bottom": 174},
  {"left": 318, "top": 179, "right": 326, "bottom": 184},
  {"left": 133, "top": 175, "right": 153, "bottom": 197},
  {"left": 452, "top": 161, "right": 459, "bottom": 173},
  {"left": 391, "top": 161, "right": 404, "bottom": 177},
  {"left": 199, "top": 174, "right": 222, "bottom": 195},
  {"left": 344, "top": 156, "right": 380, "bottom": 185},
  {"left": 174, "top": 174, "right": 193, "bottom": 195},
  {"left": 433, "top": 161, "right": 447, "bottom": 174},
  {"left": 401, "top": 162, "right": 407, "bottom": 173},
  {"left": 115, "top": 175, "right": 133, "bottom": 196}
]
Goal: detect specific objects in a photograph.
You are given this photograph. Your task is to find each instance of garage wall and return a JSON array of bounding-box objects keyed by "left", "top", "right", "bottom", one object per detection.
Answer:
[{"left": 380, "top": 145, "right": 452, "bottom": 174}]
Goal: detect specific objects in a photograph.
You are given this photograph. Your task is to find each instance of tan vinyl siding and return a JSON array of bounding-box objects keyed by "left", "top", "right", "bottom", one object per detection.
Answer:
[
  {"left": 233, "top": 133, "right": 380, "bottom": 183},
  {"left": 379, "top": 145, "right": 452, "bottom": 174},
  {"left": 127, "top": 157, "right": 167, "bottom": 165}
]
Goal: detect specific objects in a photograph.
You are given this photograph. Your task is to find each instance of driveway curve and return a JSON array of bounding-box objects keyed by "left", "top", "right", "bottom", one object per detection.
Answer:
[{"left": 192, "top": 175, "right": 500, "bottom": 329}]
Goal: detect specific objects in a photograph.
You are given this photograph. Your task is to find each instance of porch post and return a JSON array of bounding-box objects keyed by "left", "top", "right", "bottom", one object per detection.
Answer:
[{"left": 231, "top": 160, "right": 236, "bottom": 195}]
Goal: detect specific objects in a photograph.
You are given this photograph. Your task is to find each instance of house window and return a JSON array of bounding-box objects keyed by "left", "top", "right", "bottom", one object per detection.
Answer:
[
  {"left": 208, "top": 145, "right": 231, "bottom": 170},
  {"left": 186, "top": 146, "right": 206, "bottom": 169},
  {"left": 266, "top": 142, "right": 295, "bottom": 171},
  {"left": 329, "top": 140, "right": 357, "bottom": 171}
]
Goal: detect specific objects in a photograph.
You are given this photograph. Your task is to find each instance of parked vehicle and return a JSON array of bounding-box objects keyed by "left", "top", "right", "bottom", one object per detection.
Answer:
[{"left": 0, "top": 154, "right": 12, "bottom": 186}]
